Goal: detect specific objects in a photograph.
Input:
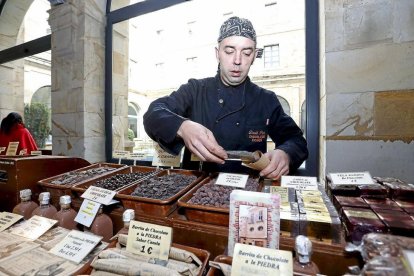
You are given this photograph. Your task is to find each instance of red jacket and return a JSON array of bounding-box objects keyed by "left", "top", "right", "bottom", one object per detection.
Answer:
[{"left": 0, "top": 124, "right": 38, "bottom": 155}]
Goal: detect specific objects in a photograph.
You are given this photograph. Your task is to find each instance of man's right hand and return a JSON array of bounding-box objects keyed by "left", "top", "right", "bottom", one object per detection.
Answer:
[{"left": 177, "top": 120, "right": 228, "bottom": 164}]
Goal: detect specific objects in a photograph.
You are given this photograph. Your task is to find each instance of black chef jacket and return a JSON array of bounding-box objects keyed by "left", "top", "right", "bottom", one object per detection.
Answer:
[{"left": 143, "top": 74, "right": 308, "bottom": 173}]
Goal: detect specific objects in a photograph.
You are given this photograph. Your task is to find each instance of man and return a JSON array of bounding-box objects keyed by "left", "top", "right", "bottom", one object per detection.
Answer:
[{"left": 144, "top": 16, "right": 308, "bottom": 179}]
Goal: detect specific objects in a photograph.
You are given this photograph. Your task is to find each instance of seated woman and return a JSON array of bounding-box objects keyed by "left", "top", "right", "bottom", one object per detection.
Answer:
[{"left": 0, "top": 112, "right": 38, "bottom": 155}]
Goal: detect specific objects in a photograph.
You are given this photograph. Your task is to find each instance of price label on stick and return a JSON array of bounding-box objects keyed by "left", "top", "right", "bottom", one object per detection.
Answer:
[
  {"left": 81, "top": 186, "right": 116, "bottom": 205},
  {"left": 126, "top": 221, "right": 172, "bottom": 260}
]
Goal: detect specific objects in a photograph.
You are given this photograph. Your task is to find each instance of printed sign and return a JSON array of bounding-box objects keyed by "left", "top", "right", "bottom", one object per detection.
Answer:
[
  {"left": 81, "top": 186, "right": 116, "bottom": 205},
  {"left": 329, "top": 171, "right": 374, "bottom": 185},
  {"left": 152, "top": 143, "right": 181, "bottom": 167},
  {"left": 31, "top": 150, "right": 42, "bottom": 155},
  {"left": 113, "top": 150, "right": 130, "bottom": 159},
  {"left": 126, "top": 221, "right": 172, "bottom": 261},
  {"left": 270, "top": 186, "right": 289, "bottom": 203},
  {"left": 0, "top": 212, "right": 23, "bottom": 232},
  {"left": 231, "top": 243, "right": 293, "bottom": 276},
  {"left": 281, "top": 176, "right": 318, "bottom": 190},
  {"left": 215, "top": 173, "right": 248, "bottom": 188},
  {"left": 50, "top": 230, "right": 102, "bottom": 264},
  {"left": 74, "top": 199, "right": 101, "bottom": 227},
  {"left": 6, "top": 142, "right": 19, "bottom": 156},
  {"left": 130, "top": 152, "right": 146, "bottom": 160},
  {"left": 11, "top": 215, "right": 57, "bottom": 240}
]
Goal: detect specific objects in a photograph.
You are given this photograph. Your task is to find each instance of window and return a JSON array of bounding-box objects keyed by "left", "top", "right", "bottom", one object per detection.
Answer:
[
  {"left": 277, "top": 96, "right": 291, "bottom": 116},
  {"left": 258, "top": 226, "right": 264, "bottom": 231},
  {"left": 105, "top": 0, "right": 319, "bottom": 176},
  {"left": 128, "top": 104, "right": 140, "bottom": 138},
  {"left": 258, "top": 210, "right": 264, "bottom": 222},
  {"left": 264, "top": 44, "right": 280, "bottom": 69}
]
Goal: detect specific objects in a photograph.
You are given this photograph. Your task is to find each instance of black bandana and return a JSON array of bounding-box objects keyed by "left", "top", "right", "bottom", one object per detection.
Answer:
[{"left": 217, "top": 16, "right": 256, "bottom": 44}]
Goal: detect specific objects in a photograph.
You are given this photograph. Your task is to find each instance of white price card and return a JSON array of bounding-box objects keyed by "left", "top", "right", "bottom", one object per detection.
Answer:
[
  {"left": 75, "top": 199, "right": 101, "bottom": 227},
  {"left": 126, "top": 221, "right": 172, "bottom": 261},
  {"left": 152, "top": 143, "right": 181, "bottom": 168},
  {"left": 0, "top": 147, "right": 5, "bottom": 154},
  {"left": 11, "top": 215, "right": 57, "bottom": 240},
  {"left": 329, "top": 171, "right": 374, "bottom": 185},
  {"left": 81, "top": 186, "right": 116, "bottom": 205},
  {"left": 50, "top": 230, "right": 102, "bottom": 264},
  {"left": 31, "top": 150, "right": 42, "bottom": 155},
  {"left": 215, "top": 173, "right": 248, "bottom": 188},
  {"left": 130, "top": 152, "right": 146, "bottom": 160},
  {"left": 231, "top": 243, "right": 293, "bottom": 276},
  {"left": 6, "top": 142, "right": 19, "bottom": 156},
  {"left": 403, "top": 250, "right": 414, "bottom": 275},
  {"left": 0, "top": 212, "right": 23, "bottom": 232},
  {"left": 281, "top": 176, "right": 318, "bottom": 190},
  {"left": 113, "top": 150, "right": 130, "bottom": 159}
]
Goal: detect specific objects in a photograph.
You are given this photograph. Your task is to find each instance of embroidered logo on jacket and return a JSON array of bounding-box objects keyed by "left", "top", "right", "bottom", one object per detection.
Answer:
[{"left": 248, "top": 130, "right": 266, "bottom": 142}]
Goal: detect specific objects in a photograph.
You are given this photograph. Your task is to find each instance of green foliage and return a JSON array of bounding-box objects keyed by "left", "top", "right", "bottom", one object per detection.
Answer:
[
  {"left": 127, "top": 128, "right": 135, "bottom": 141},
  {"left": 24, "top": 103, "right": 51, "bottom": 148}
]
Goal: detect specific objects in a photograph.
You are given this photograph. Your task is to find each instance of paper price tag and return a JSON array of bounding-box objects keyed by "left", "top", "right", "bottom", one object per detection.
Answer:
[
  {"left": 130, "top": 152, "right": 146, "bottom": 160},
  {"left": 329, "top": 171, "right": 374, "bottom": 185},
  {"left": 6, "top": 142, "right": 19, "bottom": 156},
  {"left": 281, "top": 176, "right": 318, "bottom": 190},
  {"left": 215, "top": 173, "right": 248, "bottom": 188},
  {"left": 0, "top": 212, "right": 23, "bottom": 232},
  {"left": 152, "top": 144, "right": 181, "bottom": 167},
  {"left": 0, "top": 147, "right": 5, "bottom": 154},
  {"left": 126, "top": 221, "right": 172, "bottom": 261},
  {"left": 81, "top": 186, "right": 116, "bottom": 205},
  {"left": 11, "top": 215, "right": 57, "bottom": 240},
  {"left": 231, "top": 243, "right": 293, "bottom": 276},
  {"left": 270, "top": 186, "right": 289, "bottom": 203},
  {"left": 75, "top": 199, "right": 101, "bottom": 227},
  {"left": 31, "top": 150, "right": 42, "bottom": 155},
  {"left": 50, "top": 230, "right": 102, "bottom": 264},
  {"left": 113, "top": 150, "right": 129, "bottom": 159}
]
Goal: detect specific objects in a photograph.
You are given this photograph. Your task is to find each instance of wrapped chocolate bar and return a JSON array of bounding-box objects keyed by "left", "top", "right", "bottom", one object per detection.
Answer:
[
  {"left": 361, "top": 256, "right": 409, "bottom": 276},
  {"left": 351, "top": 233, "right": 414, "bottom": 261},
  {"left": 342, "top": 207, "right": 387, "bottom": 244},
  {"left": 297, "top": 190, "right": 342, "bottom": 243}
]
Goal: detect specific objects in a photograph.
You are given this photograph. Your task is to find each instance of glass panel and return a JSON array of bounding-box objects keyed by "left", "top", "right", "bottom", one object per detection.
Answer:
[{"left": 111, "top": 0, "right": 306, "bottom": 164}]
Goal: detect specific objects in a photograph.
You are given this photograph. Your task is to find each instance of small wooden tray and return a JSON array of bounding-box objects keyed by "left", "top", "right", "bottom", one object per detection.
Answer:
[
  {"left": 38, "top": 162, "right": 126, "bottom": 207},
  {"left": 70, "top": 165, "right": 159, "bottom": 197},
  {"left": 177, "top": 175, "right": 262, "bottom": 227},
  {"left": 116, "top": 169, "right": 205, "bottom": 217}
]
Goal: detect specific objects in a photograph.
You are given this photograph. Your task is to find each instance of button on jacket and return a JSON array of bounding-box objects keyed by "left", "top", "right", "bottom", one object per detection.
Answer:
[{"left": 144, "top": 74, "right": 308, "bottom": 172}]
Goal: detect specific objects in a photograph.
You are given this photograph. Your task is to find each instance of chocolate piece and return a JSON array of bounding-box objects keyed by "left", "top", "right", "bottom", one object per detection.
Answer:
[
  {"left": 363, "top": 198, "right": 401, "bottom": 210},
  {"left": 342, "top": 207, "right": 387, "bottom": 244},
  {"left": 357, "top": 184, "right": 387, "bottom": 198},
  {"left": 375, "top": 212, "right": 414, "bottom": 237},
  {"left": 333, "top": 195, "right": 369, "bottom": 211}
]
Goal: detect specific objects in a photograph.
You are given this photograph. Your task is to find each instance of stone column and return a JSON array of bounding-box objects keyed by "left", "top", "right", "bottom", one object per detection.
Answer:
[
  {"left": 0, "top": 1, "right": 30, "bottom": 118},
  {"left": 48, "top": 0, "right": 106, "bottom": 162}
]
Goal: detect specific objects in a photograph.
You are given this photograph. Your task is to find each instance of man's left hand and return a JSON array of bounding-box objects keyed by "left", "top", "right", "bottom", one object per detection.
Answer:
[{"left": 260, "top": 149, "right": 290, "bottom": 180}]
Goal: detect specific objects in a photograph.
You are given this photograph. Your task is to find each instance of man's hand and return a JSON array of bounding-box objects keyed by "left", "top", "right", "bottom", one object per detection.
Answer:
[
  {"left": 177, "top": 120, "right": 228, "bottom": 164},
  {"left": 260, "top": 149, "right": 290, "bottom": 179}
]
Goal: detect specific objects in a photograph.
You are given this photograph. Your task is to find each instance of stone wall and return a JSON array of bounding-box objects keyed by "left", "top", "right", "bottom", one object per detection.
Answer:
[{"left": 321, "top": 0, "right": 414, "bottom": 182}]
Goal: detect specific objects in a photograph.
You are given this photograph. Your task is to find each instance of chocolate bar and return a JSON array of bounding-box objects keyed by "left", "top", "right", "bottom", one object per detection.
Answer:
[{"left": 342, "top": 207, "right": 387, "bottom": 244}]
